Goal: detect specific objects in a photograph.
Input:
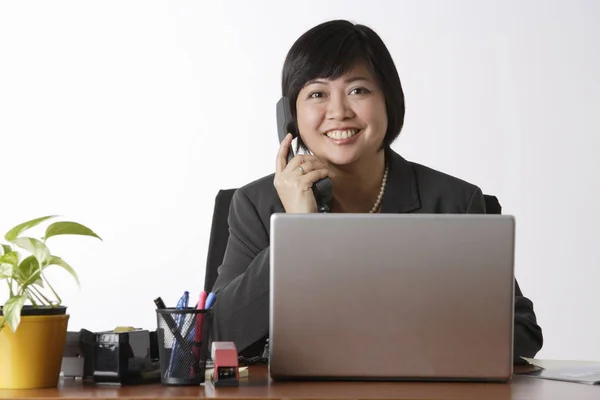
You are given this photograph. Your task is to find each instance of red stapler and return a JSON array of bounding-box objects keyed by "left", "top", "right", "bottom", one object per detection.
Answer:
[{"left": 210, "top": 342, "right": 239, "bottom": 387}]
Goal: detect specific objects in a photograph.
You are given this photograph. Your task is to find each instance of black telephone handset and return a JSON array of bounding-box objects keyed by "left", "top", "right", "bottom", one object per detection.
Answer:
[{"left": 276, "top": 96, "right": 332, "bottom": 213}]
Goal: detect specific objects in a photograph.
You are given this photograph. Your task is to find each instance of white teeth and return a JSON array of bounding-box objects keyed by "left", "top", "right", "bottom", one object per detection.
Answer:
[{"left": 326, "top": 129, "right": 359, "bottom": 140}]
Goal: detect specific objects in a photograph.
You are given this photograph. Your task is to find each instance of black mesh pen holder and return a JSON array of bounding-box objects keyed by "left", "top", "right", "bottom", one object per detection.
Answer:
[{"left": 156, "top": 308, "right": 212, "bottom": 385}]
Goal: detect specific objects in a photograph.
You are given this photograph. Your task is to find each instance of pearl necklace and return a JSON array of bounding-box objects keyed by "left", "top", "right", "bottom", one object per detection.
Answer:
[{"left": 369, "top": 164, "right": 388, "bottom": 213}]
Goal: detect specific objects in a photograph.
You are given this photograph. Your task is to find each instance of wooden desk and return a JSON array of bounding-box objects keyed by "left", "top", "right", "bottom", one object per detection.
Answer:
[{"left": 0, "top": 365, "right": 598, "bottom": 399}]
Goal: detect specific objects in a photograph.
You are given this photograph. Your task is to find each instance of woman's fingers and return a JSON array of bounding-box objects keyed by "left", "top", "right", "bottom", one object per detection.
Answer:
[
  {"left": 294, "top": 160, "right": 331, "bottom": 177},
  {"left": 273, "top": 139, "right": 334, "bottom": 213},
  {"left": 276, "top": 133, "right": 293, "bottom": 173},
  {"left": 300, "top": 168, "right": 334, "bottom": 188},
  {"left": 285, "top": 154, "right": 323, "bottom": 172}
]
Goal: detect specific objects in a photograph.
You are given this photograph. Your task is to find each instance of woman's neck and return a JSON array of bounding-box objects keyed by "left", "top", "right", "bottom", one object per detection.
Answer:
[{"left": 329, "top": 150, "right": 386, "bottom": 213}]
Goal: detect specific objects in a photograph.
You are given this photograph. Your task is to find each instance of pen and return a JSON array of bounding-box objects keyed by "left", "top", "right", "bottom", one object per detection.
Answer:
[
  {"left": 194, "top": 291, "right": 207, "bottom": 346},
  {"left": 154, "top": 297, "right": 167, "bottom": 309},
  {"left": 167, "top": 291, "right": 189, "bottom": 377},
  {"left": 154, "top": 296, "right": 185, "bottom": 344},
  {"left": 205, "top": 292, "right": 216, "bottom": 309},
  {"left": 177, "top": 291, "right": 190, "bottom": 309},
  {"left": 191, "top": 291, "right": 208, "bottom": 376}
]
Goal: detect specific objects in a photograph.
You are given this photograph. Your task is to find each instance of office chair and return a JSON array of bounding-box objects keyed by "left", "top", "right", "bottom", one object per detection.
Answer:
[
  {"left": 483, "top": 194, "right": 501, "bottom": 215},
  {"left": 204, "top": 189, "right": 237, "bottom": 293},
  {"left": 203, "top": 189, "right": 502, "bottom": 291}
]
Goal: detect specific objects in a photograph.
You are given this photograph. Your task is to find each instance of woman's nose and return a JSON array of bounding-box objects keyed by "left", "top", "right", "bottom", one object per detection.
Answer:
[{"left": 326, "top": 94, "right": 354, "bottom": 120}]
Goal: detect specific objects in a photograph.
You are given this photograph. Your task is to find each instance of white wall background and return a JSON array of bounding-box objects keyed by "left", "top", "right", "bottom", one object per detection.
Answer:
[{"left": 1, "top": 0, "right": 599, "bottom": 361}]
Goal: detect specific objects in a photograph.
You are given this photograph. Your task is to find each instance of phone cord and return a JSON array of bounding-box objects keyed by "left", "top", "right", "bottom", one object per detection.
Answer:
[{"left": 238, "top": 339, "right": 270, "bottom": 365}]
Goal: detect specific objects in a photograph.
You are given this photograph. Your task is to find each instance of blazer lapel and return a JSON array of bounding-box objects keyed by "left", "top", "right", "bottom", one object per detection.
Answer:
[{"left": 380, "top": 148, "right": 421, "bottom": 214}]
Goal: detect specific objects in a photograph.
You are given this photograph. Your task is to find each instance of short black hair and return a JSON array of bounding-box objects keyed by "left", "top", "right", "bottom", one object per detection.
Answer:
[{"left": 281, "top": 19, "right": 405, "bottom": 151}]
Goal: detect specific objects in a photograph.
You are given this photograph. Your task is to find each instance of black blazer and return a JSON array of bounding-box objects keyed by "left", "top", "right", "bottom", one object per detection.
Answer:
[{"left": 210, "top": 148, "right": 543, "bottom": 364}]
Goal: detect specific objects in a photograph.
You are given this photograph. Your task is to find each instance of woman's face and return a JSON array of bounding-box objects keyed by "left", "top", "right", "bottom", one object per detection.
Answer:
[{"left": 295, "top": 61, "right": 388, "bottom": 167}]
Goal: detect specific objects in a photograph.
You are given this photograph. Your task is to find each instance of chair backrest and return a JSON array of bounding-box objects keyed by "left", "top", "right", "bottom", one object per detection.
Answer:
[
  {"left": 483, "top": 194, "right": 502, "bottom": 215},
  {"left": 203, "top": 190, "right": 502, "bottom": 291},
  {"left": 204, "top": 188, "right": 237, "bottom": 292}
]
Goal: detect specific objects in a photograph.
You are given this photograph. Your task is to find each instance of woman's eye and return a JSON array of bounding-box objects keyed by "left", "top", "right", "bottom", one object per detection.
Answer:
[
  {"left": 350, "top": 87, "right": 370, "bottom": 95},
  {"left": 309, "top": 91, "right": 324, "bottom": 98}
]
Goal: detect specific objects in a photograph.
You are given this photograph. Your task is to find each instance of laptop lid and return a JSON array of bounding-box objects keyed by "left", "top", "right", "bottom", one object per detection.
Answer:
[{"left": 269, "top": 213, "right": 515, "bottom": 381}]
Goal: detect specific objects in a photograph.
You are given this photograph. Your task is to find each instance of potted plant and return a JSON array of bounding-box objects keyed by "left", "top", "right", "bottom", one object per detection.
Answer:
[{"left": 0, "top": 215, "right": 101, "bottom": 389}]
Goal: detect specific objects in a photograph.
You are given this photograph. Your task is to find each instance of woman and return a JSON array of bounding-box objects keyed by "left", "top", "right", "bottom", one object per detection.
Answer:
[{"left": 210, "top": 19, "right": 543, "bottom": 364}]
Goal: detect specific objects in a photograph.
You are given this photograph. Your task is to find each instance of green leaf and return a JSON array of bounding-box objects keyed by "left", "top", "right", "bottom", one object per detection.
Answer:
[
  {"left": 14, "top": 255, "right": 41, "bottom": 286},
  {"left": 44, "top": 221, "right": 102, "bottom": 241},
  {"left": 4, "top": 215, "right": 58, "bottom": 242},
  {"left": 45, "top": 256, "right": 80, "bottom": 287},
  {"left": 0, "top": 244, "right": 11, "bottom": 256},
  {"left": 0, "top": 252, "right": 19, "bottom": 279},
  {"left": 0, "top": 252, "right": 19, "bottom": 268},
  {"left": 0, "top": 264, "right": 13, "bottom": 279},
  {"left": 2, "top": 294, "right": 27, "bottom": 332},
  {"left": 10, "top": 237, "right": 50, "bottom": 266}
]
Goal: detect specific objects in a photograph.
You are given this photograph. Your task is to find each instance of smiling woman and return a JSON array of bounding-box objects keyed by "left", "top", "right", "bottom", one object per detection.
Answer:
[
  {"left": 209, "top": 19, "right": 543, "bottom": 365},
  {"left": 279, "top": 20, "right": 403, "bottom": 214}
]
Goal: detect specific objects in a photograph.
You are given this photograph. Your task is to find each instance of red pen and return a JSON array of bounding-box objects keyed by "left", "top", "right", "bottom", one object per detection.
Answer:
[{"left": 191, "top": 291, "right": 207, "bottom": 375}]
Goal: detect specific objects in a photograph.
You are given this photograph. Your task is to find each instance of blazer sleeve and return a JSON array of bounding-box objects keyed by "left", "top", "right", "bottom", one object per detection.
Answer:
[
  {"left": 512, "top": 281, "right": 543, "bottom": 363},
  {"left": 467, "top": 187, "right": 543, "bottom": 364},
  {"left": 209, "top": 188, "right": 270, "bottom": 354}
]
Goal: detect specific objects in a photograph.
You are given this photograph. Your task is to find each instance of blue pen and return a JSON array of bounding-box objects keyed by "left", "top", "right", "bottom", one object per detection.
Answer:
[
  {"left": 167, "top": 291, "right": 189, "bottom": 377},
  {"left": 205, "top": 292, "right": 216, "bottom": 309}
]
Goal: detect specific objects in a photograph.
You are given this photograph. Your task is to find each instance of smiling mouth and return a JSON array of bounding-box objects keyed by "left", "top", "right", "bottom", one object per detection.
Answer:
[{"left": 325, "top": 129, "right": 360, "bottom": 140}]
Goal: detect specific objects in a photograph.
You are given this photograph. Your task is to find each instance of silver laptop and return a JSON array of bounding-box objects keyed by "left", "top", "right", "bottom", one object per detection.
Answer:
[{"left": 268, "top": 213, "right": 515, "bottom": 381}]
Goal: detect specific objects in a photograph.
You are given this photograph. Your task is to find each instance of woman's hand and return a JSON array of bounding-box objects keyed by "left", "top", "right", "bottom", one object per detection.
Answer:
[{"left": 274, "top": 133, "right": 335, "bottom": 213}]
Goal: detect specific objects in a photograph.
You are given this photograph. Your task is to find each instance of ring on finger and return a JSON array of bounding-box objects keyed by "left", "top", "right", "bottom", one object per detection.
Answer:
[{"left": 298, "top": 165, "right": 306, "bottom": 174}]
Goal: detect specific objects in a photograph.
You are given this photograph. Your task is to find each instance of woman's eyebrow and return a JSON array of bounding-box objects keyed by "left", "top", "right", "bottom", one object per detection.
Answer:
[
  {"left": 345, "top": 76, "right": 371, "bottom": 83},
  {"left": 305, "top": 79, "right": 328, "bottom": 86},
  {"left": 305, "top": 76, "right": 371, "bottom": 86}
]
